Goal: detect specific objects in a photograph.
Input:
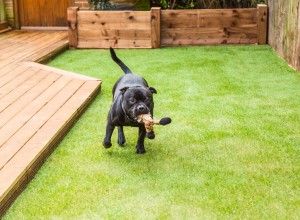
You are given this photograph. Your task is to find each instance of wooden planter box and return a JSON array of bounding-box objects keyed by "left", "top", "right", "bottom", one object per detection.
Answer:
[{"left": 68, "top": 5, "right": 267, "bottom": 49}]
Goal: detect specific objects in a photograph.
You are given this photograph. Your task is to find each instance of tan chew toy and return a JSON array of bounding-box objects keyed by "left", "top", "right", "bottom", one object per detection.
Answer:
[{"left": 137, "top": 113, "right": 171, "bottom": 139}]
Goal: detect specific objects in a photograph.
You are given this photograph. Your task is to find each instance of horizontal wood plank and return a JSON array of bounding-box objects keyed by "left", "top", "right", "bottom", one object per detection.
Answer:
[
  {"left": 0, "top": 67, "right": 37, "bottom": 98},
  {"left": 0, "top": 63, "right": 19, "bottom": 78},
  {"left": 78, "top": 28, "right": 151, "bottom": 39},
  {"left": 78, "top": 38, "right": 152, "bottom": 48},
  {"left": 0, "top": 73, "right": 61, "bottom": 128},
  {"left": 161, "top": 26, "right": 257, "bottom": 40},
  {"left": 78, "top": 10, "right": 151, "bottom": 23},
  {"left": 0, "top": 69, "right": 49, "bottom": 113},
  {"left": 78, "top": 22, "right": 151, "bottom": 30},
  {"left": 161, "top": 37, "right": 257, "bottom": 46}
]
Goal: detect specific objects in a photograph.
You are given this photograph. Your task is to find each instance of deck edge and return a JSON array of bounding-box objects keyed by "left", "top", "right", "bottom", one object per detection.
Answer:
[
  {"left": 21, "top": 62, "right": 101, "bottom": 81},
  {"left": 0, "top": 81, "right": 102, "bottom": 218}
]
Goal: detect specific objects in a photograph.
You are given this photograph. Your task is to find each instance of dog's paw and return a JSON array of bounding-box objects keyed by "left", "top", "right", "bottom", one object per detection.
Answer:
[
  {"left": 136, "top": 148, "right": 146, "bottom": 154},
  {"left": 118, "top": 138, "right": 126, "bottom": 146},
  {"left": 146, "top": 132, "right": 155, "bottom": 139},
  {"left": 103, "top": 141, "right": 112, "bottom": 148}
]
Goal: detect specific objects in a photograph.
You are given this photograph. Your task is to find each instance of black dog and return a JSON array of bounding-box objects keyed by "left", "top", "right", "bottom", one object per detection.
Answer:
[{"left": 103, "top": 48, "right": 157, "bottom": 154}]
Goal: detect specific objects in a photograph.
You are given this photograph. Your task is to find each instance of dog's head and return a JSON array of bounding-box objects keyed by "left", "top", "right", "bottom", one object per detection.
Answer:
[{"left": 120, "top": 86, "right": 157, "bottom": 120}]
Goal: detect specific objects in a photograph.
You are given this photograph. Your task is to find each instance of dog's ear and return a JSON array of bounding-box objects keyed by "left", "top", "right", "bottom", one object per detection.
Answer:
[
  {"left": 120, "top": 87, "right": 129, "bottom": 94},
  {"left": 148, "top": 87, "right": 157, "bottom": 94}
]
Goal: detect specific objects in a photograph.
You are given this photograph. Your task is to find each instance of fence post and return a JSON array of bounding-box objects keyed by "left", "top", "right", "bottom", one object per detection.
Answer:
[
  {"left": 151, "top": 7, "right": 161, "bottom": 48},
  {"left": 257, "top": 4, "right": 268, "bottom": 45},
  {"left": 67, "top": 7, "right": 79, "bottom": 49}
]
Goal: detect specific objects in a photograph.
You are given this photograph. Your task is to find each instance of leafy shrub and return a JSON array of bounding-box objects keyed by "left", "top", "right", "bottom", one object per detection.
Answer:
[
  {"left": 151, "top": 0, "right": 267, "bottom": 9},
  {"left": 88, "top": 0, "right": 118, "bottom": 10}
]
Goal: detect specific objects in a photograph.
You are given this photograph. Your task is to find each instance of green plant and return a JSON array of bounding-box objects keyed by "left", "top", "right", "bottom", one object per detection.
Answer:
[
  {"left": 88, "top": 0, "right": 118, "bottom": 10},
  {"left": 154, "top": 0, "right": 267, "bottom": 9}
]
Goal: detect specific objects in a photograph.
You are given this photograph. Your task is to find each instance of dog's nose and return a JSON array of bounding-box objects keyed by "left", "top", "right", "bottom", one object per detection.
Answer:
[{"left": 137, "top": 105, "right": 146, "bottom": 112}]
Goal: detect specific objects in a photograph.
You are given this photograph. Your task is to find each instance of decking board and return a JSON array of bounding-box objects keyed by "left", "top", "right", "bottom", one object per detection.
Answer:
[
  {"left": 0, "top": 69, "right": 49, "bottom": 112},
  {"left": 0, "top": 63, "right": 19, "bottom": 78},
  {"left": 0, "top": 79, "right": 85, "bottom": 170},
  {"left": 0, "top": 30, "right": 102, "bottom": 217},
  {"left": 0, "top": 73, "right": 61, "bottom": 128},
  {"left": 0, "top": 76, "right": 74, "bottom": 151},
  {"left": 0, "top": 66, "right": 36, "bottom": 98},
  {"left": 0, "top": 64, "right": 30, "bottom": 88}
]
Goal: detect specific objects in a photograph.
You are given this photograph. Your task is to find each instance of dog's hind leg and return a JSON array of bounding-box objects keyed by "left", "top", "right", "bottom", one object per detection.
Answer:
[
  {"left": 118, "top": 126, "right": 126, "bottom": 146},
  {"left": 136, "top": 125, "right": 146, "bottom": 154},
  {"left": 103, "top": 123, "right": 115, "bottom": 148}
]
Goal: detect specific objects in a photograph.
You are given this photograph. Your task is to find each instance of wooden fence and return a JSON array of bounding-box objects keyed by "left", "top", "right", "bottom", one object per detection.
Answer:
[
  {"left": 68, "top": 5, "right": 267, "bottom": 48},
  {"left": 268, "top": 0, "right": 300, "bottom": 71}
]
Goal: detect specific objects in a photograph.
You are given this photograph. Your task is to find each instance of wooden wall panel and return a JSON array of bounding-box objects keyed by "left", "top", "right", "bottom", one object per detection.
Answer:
[
  {"left": 268, "top": 0, "right": 300, "bottom": 71},
  {"left": 19, "top": 0, "right": 73, "bottom": 27},
  {"left": 71, "top": 6, "right": 267, "bottom": 48},
  {"left": 161, "top": 8, "right": 258, "bottom": 46},
  {"left": 77, "top": 10, "right": 153, "bottom": 48}
]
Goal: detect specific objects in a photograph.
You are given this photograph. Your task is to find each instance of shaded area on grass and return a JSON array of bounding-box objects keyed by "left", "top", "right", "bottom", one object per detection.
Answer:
[{"left": 4, "top": 46, "right": 300, "bottom": 219}]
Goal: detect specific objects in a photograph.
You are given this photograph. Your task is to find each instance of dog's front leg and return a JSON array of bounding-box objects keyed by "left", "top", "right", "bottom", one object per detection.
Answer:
[
  {"left": 103, "top": 122, "right": 115, "bottom": 148},
  {"left": 118, "top": 126, "right": 126, "bottom": 146},
  {"left": 136, "top": 125, "right": 146, "bottom": 154}
]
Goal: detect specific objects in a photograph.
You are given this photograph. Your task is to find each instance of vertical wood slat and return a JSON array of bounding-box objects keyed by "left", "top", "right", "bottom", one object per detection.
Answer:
[
  {"left": 257, "top": 4, "right": 268, "bottom": 44},
  {"left": 13, "top": 0, "right": 20, "bottom": 29},
  {"left": 67, "top": 7, "right": 79, "bottom": 48},
  {"left": 17, "top": 0, "right": 73, "bottom": 27},
  {"left": 151, "top": 7, "right": 161, "bottom": 48}
]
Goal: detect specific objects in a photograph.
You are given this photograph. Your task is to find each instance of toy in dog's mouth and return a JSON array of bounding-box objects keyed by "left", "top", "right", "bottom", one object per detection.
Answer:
[{"left": 137, "top": 113, "right": 171, "bottom": 139}]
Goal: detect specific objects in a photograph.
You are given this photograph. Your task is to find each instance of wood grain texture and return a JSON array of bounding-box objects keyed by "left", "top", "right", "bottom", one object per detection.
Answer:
[
  {"left": 161, "top": 8, "right": 258, "bottom": 46},
  {"left": 257, "top": 4, "right": 268, "bottom": 44},
  {"left": 18, "top": 0, "right": 73, "bottom": 27},
  {"left": 268, "top": 0, "right": 300, "bottom": 71},
  {"left": 151, "top": 7, "right": 160, "bottom": 48},
  {"left": 68, "top": 7, "right": 79, "bottom": 48},
  {"left": 76, "top": 10, "right": 152, "bottom": 48},
  {"left": 73, "top": 6, "right": 266, "bottom": 48}
]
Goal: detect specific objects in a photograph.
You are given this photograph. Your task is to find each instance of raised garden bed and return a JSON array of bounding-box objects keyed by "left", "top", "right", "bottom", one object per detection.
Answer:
[{"left": 68, "top": 4, "right": 267, "bottom": 48}]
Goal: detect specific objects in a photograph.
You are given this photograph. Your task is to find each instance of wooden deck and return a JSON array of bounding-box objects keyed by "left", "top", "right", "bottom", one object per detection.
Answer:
[{"left": 0, "top": 30, "right": 102, "bottom": 217}]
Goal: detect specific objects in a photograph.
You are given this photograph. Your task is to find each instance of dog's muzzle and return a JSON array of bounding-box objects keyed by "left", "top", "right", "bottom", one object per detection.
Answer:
[{"left": 136, "top": 104, "right": 149, "bottom": 115}]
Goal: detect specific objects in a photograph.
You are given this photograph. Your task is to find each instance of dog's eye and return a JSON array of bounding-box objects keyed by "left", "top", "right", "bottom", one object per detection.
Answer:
[
  {"left": 129, "top": 98, "right": 136, "bottom": 104},
  {"left": 145, "top": 97, "right": 152, "bottom": 104}
]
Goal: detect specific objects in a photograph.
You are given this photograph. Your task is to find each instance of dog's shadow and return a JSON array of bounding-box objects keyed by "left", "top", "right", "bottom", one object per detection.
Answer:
[{"left": 101, "top": 137, "right": 168, "bottom": 164}]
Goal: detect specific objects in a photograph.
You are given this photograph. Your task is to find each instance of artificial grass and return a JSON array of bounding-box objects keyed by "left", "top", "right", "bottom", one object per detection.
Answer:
[{"left": 4, "top": 46, "right": 300, "bottom": 219}]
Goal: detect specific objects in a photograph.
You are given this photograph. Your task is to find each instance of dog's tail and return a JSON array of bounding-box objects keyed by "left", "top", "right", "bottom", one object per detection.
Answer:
[{"left": 110, "top": 47, "right": 132, "bottom": 74}]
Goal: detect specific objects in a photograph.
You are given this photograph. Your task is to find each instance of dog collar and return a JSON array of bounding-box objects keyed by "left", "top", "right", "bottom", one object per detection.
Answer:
[{"left": 121, "top": 96, "right": 137, "bottom": 123}]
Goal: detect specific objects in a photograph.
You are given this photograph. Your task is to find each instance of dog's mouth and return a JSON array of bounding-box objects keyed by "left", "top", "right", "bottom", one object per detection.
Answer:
[
  {"left": 124, "top": 102, "right": 151, "bottom": 122},
  {"left": 137, "top": 104, "right": 149, "bottom": 114},
  {"left": 129, "top": 110, "right": 150, "bottom": 122}
]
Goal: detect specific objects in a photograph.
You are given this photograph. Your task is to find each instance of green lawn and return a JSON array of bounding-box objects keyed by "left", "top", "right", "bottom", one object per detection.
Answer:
[{"left": 4, "top": 46, "right": 300, "bottom": 219}]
